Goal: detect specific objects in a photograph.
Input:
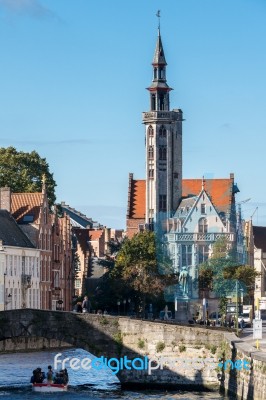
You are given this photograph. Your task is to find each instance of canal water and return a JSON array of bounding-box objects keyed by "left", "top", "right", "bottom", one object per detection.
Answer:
[{"left": 0, "top": 348, "right": 228, "bottom": 399}]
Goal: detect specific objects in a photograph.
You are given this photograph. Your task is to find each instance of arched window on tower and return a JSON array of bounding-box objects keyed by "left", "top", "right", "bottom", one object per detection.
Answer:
[
  {"left": 159, "top": 94, "right": 165, "bottom": 110},
  {"left": 148, "top": 169, "right": 154, "bottom": 179},
  {"left": 148, "top": 126, "right": 154, "bottom": 137},
  {"left": 148, "top": 146, "right": 154, "bottom": 159},
  {"left": 151, "top": 94, "right": 156, "bottom": 110},
  {"left": 198, "top": 218, "right": 208, "bottom": 233},
  {"left": 159, "top": 126, "right": 167, "bottom": 137},
  {"left": 159, "top": 146, "right": 167, "bottom": 160},
  {"left": 153, "top": 68, "right": 157, "bottom": 79}
]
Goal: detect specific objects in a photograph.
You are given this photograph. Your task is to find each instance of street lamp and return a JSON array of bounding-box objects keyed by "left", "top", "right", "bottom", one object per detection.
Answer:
[
  {"left": 117, "top": 301, "right": 120, "bottom": 315},
  {"left": 123, "top": 299, "right": 126, "bottom": 315}
]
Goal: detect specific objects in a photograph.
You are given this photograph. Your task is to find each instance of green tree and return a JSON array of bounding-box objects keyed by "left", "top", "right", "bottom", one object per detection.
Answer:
[
  {"left": 0, "top": 146, "right": 56, "bottom": 206},
  {"left": 197, "top": 238, "right": 260, "bottom": 302},
  {"left": 114, "top": 231, "right": 176, "bottom": 316}
]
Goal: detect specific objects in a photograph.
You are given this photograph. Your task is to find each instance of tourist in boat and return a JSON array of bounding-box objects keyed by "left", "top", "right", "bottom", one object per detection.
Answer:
[
  {"left": 54, "top": 371, "right": 64, "bottom": 384},
  {"left": 61, "top": 368, "right": 69, "bottom": 384},
  {"left": 46, "top": 365, "right": 54, "bottom": 383},
  {"left": 30, "top": 370, "right": 36, "bottom": 384},
  {"left": 32, "top": 367, "right": 45, "bottom": 383}
]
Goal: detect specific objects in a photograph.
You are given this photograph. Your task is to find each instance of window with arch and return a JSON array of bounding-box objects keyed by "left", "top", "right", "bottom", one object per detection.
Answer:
[
  {"left": 148, "top": 169, "right": 154, "bottom": 179},
  {"left": 198, "top": 217, "right": 208, "bottom": 233},
  {"left": 148, "top": 125, "right": 154, "bottom": 137},
  {"left": 148, "top": 146, "right": 154, "bottom": 159},
  {"left": 159, "top": 94, "right": 165, "bottom": 110},
  {"left": 159, "top": 126, "right": 167, "bottom": 137},
  {"left": 151, "top": 94, "right": 156, "bottom": 110},
  {"left": 159, "top": 146, "right": 167, "bottom": 160}
]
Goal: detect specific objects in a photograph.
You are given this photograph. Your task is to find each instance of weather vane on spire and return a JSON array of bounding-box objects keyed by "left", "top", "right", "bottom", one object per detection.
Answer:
[{"left": 156, "top": 10, "right": 161, "bottom": 30}]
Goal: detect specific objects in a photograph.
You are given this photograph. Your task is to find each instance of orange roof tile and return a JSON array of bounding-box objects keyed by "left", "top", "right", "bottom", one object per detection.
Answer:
[
  {"left": 88, "top": 229, "right": 104, "bottom": 241},
  {"left": 11, "top": 193, "right": 43, "bottom": 223},
  {"left": 182, "top": 179, "right": 233, "bottom": 213},
  {"left": 127, "top": 177, "right": 234, "bottom": 220}
]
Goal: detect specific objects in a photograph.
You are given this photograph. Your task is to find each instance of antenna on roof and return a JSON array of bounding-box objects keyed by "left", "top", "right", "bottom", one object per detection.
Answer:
[
  {"left": 156, "top": 10, "right": 161, "bottom": 30},
  {"left": 201, "top": 176, "right": 205, "bottom": 190},
  {"left": 250, "top": 207, "right": 258, "bottom": 221}
]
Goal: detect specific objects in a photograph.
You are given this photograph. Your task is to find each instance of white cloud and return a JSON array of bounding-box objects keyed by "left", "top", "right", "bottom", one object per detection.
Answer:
[{"left": 0, "top": 0, "right": 55, "bottom": 19}]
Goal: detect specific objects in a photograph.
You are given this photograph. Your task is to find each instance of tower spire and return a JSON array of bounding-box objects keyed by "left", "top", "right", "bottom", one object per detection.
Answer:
[
  {"left": 142, "top": 25, "right": 183, "bottom": 227},
  {"left": 156, "top": 10, "right": 161, "bottom": 31}
]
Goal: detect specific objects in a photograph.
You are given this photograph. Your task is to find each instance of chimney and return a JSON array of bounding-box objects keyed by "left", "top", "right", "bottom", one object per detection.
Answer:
[{"left": 0, "top": 187, "right": 11, "bottom": 212}]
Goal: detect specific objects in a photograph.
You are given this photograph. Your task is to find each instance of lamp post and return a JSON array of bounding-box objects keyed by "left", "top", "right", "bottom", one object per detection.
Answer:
[
  {"left": 236, "top": 280, "right": 239, "bottom": 336},
  {"left": 128, "top": 298, "right": 131, "bottom": 315},
  {"left": 123, "top": 299, "right": 126, "bottom": 315},
  {"left": 117, "top": 301, "right": 120, "bottom": 315}
]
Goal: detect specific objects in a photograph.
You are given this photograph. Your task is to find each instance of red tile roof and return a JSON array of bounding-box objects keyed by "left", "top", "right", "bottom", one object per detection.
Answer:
[
  {"left": 127, "top": 177, "right": 234, "bottom": 220},
  {"left": 182, "top": 178, "right": 233, "bottom": 214},
  {"left": 88, "top": 229, "right": 104, "bottom": 241},
  {"left": 73, "top": 228, "right": 104, "bottom": 254},
  {"left": 11, "top": 193, "right": 43, "bottom": 223}
]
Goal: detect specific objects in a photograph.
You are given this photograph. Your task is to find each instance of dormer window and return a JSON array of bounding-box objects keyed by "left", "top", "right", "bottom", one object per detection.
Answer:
[{"left": 23, "top": 215, "right": 34, "bottom": 223}]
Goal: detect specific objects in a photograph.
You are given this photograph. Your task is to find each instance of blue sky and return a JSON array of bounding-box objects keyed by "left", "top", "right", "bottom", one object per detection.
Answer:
[{"left": 0, "top": 0, "right": 265, "bottom": 229}]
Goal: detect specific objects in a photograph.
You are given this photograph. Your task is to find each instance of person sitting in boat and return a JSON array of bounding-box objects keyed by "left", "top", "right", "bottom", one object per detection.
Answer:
[
  {"left": 32, "top": 367, "right": 45, "bottom": 383},
  {"left": 30, "top": 370, "right": 37, "bottom": 384},
  {"left": 62, "top": 368, "right": 68, "bottom": 384},
  {"left": 54, "top": 371, "right": 64, "bottom": 384},
  {"left": 46, "top": 365, "right": 54, "bottom": 383}
]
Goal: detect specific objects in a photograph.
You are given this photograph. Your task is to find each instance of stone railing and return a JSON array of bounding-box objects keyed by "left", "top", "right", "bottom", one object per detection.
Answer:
[
  {"left": 166, "top": 232, "right": 235, "bottom": 242},
  {"left": 142, "top": 111, "right": 182, "bottom": 121}
]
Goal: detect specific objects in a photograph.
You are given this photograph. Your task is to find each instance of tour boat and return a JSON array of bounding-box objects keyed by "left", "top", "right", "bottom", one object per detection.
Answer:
[{"left": 32, "top": 383, "right": 68, "bottom": 392}]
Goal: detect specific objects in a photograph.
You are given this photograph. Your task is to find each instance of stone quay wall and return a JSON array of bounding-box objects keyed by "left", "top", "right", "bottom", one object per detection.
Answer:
[{"left": 220, "top": 333, "right": 266, "bottom": 400}]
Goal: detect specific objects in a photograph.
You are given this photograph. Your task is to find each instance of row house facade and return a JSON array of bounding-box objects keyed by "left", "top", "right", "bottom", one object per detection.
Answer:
[
  {"left": 0, "top": 210, "right": 40, "bottom": 311},
  {"left": 72, "top": 228, "right": 107, "bottom": 297},
  {"left": 0, "top": 184, "right": 73, "bottom": 311}
]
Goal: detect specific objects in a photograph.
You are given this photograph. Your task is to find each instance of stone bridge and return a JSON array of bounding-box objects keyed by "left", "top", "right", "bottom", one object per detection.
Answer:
[{"left": 1, "top": 309, "right": 266, "bottom": 399}]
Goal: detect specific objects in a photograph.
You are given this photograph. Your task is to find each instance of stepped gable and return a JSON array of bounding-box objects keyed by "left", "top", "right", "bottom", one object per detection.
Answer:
[
  {"left": 127, "top": 178, "right": 146, "bottom": 219},
  {"left": 11, "top": 193, "right": 42, "bottom": 224},
  {"left": 0, "top": 209, "right": 35, "bottom": 248}
]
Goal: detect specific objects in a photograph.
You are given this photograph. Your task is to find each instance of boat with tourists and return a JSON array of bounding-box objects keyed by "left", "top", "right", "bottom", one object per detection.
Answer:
[{"left": 30, "top": 365, "right": 68, "bottom": 392}]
